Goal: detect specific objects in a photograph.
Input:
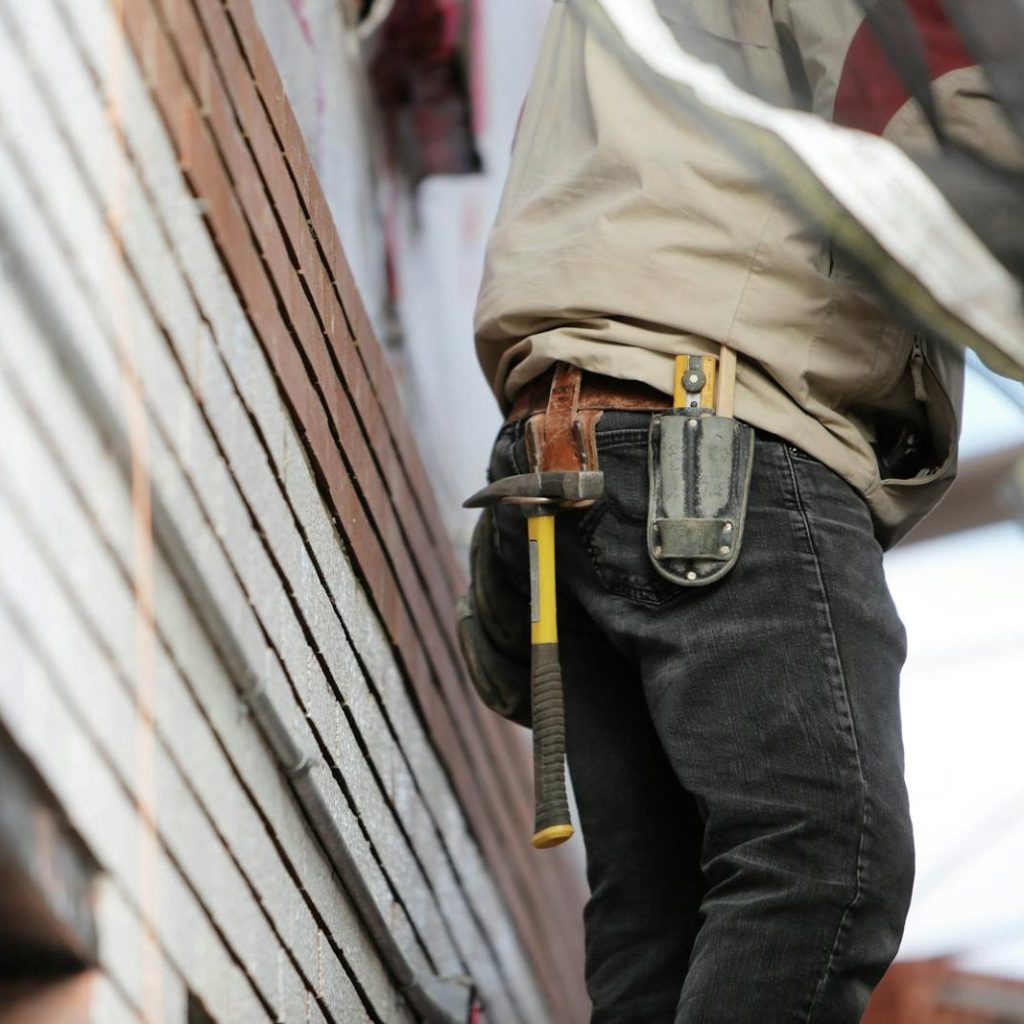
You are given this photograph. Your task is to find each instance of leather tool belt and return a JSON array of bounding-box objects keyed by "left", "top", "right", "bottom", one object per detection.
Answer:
[
  {"left": 506, "top": 363, "right": 671, "bottom": 477},
  {"left": 507, "top": 365, "right": 673, "bottom": 423},
  {"left": 506, "top": 359, "right": 754, "bottom": 587}
]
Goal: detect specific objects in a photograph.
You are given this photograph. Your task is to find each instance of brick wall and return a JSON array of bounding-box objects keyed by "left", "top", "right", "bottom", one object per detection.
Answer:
[
  {"left": 0, "top": 0, "right": 586, "bottom": 1020},
  {"left": 865, "top": 960, "right": 1024, "bottom": 1024}
]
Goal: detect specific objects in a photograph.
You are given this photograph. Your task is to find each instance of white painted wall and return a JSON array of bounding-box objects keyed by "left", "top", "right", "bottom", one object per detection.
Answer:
[{"left": 386, "top": 0, "right": 551, "bottom": 551}]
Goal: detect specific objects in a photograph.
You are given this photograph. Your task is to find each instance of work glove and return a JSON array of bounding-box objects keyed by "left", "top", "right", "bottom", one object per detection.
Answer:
[{"left": 456, "top": 509, "right": 532, "bottom": 728}]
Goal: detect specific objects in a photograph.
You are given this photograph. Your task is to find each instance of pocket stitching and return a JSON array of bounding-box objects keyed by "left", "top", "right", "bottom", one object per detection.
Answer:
[{"left": 580, "top": 501, "right": 684, "bottom": 607}]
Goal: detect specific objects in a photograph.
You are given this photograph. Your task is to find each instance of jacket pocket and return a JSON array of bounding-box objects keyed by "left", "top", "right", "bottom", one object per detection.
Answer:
[{"left": 880, "top": 337, "right": 960, "bottom": 487}]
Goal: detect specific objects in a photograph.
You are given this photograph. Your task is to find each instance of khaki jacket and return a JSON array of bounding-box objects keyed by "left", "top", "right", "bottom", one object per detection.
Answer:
[{"left": 475, "top": 1, "right": 1021, "bottom": 547}]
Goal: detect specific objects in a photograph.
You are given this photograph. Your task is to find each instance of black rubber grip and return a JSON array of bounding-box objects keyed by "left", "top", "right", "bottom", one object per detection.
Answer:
[{"left": 532, "top": 642, "right": 571, "bottom": 835}]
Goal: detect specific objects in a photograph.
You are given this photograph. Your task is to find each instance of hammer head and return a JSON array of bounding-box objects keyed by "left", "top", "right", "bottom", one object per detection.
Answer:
[{"left": 463, "top": 470, "right": 604, "bottom": 509}]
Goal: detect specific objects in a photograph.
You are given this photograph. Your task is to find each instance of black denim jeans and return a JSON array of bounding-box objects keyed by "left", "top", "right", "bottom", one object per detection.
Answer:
[{"left": 489, "top": 410, "right": 914, "bottom": 1024}]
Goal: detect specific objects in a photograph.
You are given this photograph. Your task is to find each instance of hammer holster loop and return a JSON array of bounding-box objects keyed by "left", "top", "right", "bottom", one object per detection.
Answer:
[
  {"left": 540, "top": 362, "right": 584, "bottom": 471},
  {"left": 525, "top": 363, "right": 603, "bottom": 476}
]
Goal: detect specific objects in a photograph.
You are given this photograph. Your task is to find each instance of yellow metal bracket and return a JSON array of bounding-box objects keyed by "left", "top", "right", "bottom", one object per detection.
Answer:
[
  {"left": 673, "top": 347, "right": 737, "bottom": 416},
  {"left": 674, "top": 354, "right": 718, "bottom": 411}
]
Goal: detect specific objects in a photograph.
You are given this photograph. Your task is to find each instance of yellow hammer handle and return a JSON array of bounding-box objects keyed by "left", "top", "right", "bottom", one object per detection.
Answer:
[
  {"left": 527, "top": 512, "right": 573, "bottom": 848},
  {"left": 529, "top": 513, "right": 558, "bottom": 644}
]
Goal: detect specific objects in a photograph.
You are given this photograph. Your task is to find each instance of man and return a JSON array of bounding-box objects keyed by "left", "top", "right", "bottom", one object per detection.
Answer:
[{"left": 466, "top": 2, "right": 1023, "bottom": 1020}]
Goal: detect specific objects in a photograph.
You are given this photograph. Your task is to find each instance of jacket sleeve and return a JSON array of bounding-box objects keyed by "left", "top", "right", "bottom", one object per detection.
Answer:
[
  {"left": 770, "top": 0, "right": 1024, "bottom": 380},
  {"left": 770, "top": 0, "right": 1024, "bottom": 167}
]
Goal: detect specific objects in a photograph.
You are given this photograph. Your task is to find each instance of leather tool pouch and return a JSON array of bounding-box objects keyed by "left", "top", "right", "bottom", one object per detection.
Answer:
[
  {"left": 646, "top": 411, "right": 755, "bottom": 587},
  {"left": 457, "top": 509, "right": 532, "bottom": 728}
]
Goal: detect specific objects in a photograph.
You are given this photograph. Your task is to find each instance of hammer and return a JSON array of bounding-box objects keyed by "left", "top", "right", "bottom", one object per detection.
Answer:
[{"left": 465, "top": 470, "right": 604, "bottom": 847}]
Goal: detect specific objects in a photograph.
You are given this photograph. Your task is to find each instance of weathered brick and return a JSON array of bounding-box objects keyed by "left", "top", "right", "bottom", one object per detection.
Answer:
[
  {"left": 0, "top": 597, "right": 271, "bottom": 1024},
  {"left": 2, "top": 0, "right": 569, "bottom": 1015},
  {"left": 316, "top": 930, "right": 371, "bottom": 1024},
  {"left": 0, "top": 350, "right": 390, "bottom": 1017}
]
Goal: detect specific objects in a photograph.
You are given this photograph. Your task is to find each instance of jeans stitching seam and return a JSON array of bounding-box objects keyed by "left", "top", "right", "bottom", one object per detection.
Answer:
[
  {"left": 784, "top": 446, "right": 870, "bottom": 1024},
  {"left": 510, "top": 431, "right": 524, "bottom": 476}
]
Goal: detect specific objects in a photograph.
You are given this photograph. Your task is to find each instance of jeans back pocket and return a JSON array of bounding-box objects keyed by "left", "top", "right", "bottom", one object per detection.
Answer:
[{"left": 579, "top": 426, "right": 683, "bottom": 606}]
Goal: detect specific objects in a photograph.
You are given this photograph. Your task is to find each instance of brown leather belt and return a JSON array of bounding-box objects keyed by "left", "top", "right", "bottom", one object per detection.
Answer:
[
  {"left": 506, "top": 363, "right": 673, "bottom": 474},
  {"left": 507, "top": 365, "right": 672, "bottom": 423}
]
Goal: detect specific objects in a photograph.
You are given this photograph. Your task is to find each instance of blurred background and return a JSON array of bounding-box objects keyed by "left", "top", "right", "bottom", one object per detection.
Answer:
[{"left": 0, "top": 0, "right": 1021, "bottom": 1021}]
